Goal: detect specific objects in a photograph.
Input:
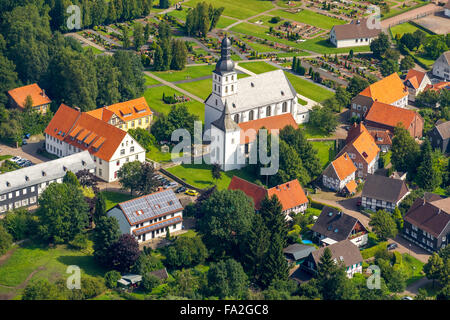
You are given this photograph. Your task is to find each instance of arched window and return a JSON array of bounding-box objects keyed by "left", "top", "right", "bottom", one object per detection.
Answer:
[
  {"left": 249, "top": 110, "right": 254, "bottom": 121},
  {"left": 234, "top": 114, "right": 239, "bottom": 123},
  {"left": 282, "top": 101, "right": 288, "bottom": 112},
  {"left": 266, "top": 106, "right": 271, "bottom": 117}
]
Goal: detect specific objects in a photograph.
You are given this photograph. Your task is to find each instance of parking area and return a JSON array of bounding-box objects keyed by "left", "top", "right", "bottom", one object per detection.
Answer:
[{"left": 0, "top": 135, "right": 47, "bottom": 165}]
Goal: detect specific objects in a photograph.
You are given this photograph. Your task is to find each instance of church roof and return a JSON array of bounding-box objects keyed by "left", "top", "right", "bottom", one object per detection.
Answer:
[
  {"left": 211, "top": 102, "right": 240, "bottom": 132},
  {"left": 215, "top": 36, "right": 235, "bottom": 74},
  {"left": 220, "top": 70, "right": 297, "bottom": 113}
]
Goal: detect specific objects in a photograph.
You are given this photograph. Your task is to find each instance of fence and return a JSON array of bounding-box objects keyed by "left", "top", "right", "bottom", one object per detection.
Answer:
[{"left": 384, "top": 7, "right": 442, "bottom": 28}]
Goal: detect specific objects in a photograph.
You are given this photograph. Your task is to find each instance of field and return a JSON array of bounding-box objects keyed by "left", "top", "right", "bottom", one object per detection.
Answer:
[
  {"left": 144, "top": 74, "right": 161, "bottom": 86},
  {"left": 83, "top": 45, "right": 103, "bottom": 55},
  {"left": 215, "top": 16, "right": 239, "bottom": 29},
  {"left": 0, "top": 242, "right": 106, "bottom": 299},
  {"left": 272, "top": 9, "right": 346, "bottom": 30},
  {"left": 184, "top": 0, "right": 275, "bottom": 20},
  {"left": 144, "top": 86, "right": 205, "bottom": 121},
  {"left": 166, "top": 163, "right": 258, "bottom": 190},
  {"left": 284, "top": 72, "right": 334, "bottom": 102},
  {"left": 241, "top": 38, "right": 281, "bottom": 53},
  {"left": 390, "top": 22, "right": 432, "bottom": 38},
  {"left": 311, "top": 140, "right": 336, "bottom": 168},
  {"left": 177, "top": 78, "right": 213, "bottom": 100},
  {"left": 237, "top": 61, "right": 279, "bottom": 74},
  {"left": 101, "top": 191, "right": 135, "bottom": 210},
  {"left": 150, "top": 65, "right": 214, "bottom": 82}
]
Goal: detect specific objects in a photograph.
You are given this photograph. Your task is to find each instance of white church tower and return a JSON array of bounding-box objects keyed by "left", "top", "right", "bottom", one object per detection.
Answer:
[{"left": 205, "top": 37, "right": 237, "bottom": 138}]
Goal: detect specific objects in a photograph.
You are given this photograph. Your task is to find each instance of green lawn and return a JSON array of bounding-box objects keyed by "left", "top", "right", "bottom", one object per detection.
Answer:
[
  {"left": 144, "top": 85, "right": 205, "bottom": 121},
  {"left": 144, "top": 74, "right": 161, "bottom": 86},
  {"left": 150, "top": 65, "right": 214, "bottom": 82},
  {"left": 390, "top": 22, "right": 432, "bottom": 38},
  {"left": 177, "top": 78, "right": 213, "bottom": 100},
  {"left": 381, "top": 1, "right": 428, "bottom": 20},
  {"left": 184, "top": 0, "right": 275, "bottom": 20},
  {"left": 166, "top": 163, "right": 258, "bottom": 190},
  {"left": 101, "top": 191, "right": 135, "bottom": 210},
  {"left": 311, "top": 140, "right": 336, "bottom": 168},
  {"left": 298, "top": 37, "right": 370, "bottom": 54},
  {"left": 299, "top": 123, "right": 332, "bottom": 139},
  {"left": 284, "top": 72, "right": 334, "bottom": 102},
  {"left": 0, "top": 155, "right": 12, "bottom": 161},
  {"left": 215, "top": 16, "right": 239, "bottom": 29},
  {"left": 0, "top": 242, "right": 106, "bottom": 298},
  {"left": 237, "top": 61, "right": 279, "bottom": 74},
  {"left": 164, "top": 7, "right": 189, "bottom": 21},
  {"left": 146, "top": 143, "right": 182, "bottom": 163},
  {"left": 276, "top": 51, "right": 311, "bottom": 58},
  {"left": 401, "top": 253, "right": 425, "bottom": 286},
  {"left": 241, "top": 39, "right": 280, "bottom": 53},
  {"left": 272, "top": 9, "right": 346, "bottom": 30},
  {"left": 83, "top": 45, "right": 104, "bottom": 55}
]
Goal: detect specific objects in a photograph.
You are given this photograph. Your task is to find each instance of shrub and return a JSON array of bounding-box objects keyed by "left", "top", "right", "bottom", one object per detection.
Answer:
[
  {"left": 1, "top": 208, "right": 37, "bottom": 241},
  {"left": 361, "top": 242, "right": 388, "bottom": 259},
  {"left": 141, "top": 273, "right": 161, "bottom": 292},
  {"left": 0, "top": 225, "right": 13, "bottom": 255},
  {"left": 80, "top": 277, "right": 106, "bottom": 299},
  {"left": 104, "top": 270, "right": 122, "bottom": 289},
  {"left": 69, "top": 233, "right": 90, "bottom": 251}
]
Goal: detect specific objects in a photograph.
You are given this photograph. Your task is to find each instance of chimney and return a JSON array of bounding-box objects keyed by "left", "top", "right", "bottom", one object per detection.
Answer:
[
  {"left": 42, "top": 89, "right": 46, "bottom": 97},
  {"left": 74, "top": 106, "right": 81, "bottom": 112}
]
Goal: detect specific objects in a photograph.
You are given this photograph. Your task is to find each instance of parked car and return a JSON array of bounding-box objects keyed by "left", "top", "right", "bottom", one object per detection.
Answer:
[
  {"left": 17, "top": 159, "right": 28, "bottom": 166},
  {"left": 175, "top": 186, "right": 186, "bottom": 193},
  {"left": 11, "top": 156, "right": 22, "bottom": 162},
  {"left": 22, "top": 139, "right": 28, "bottom": 145},
  {"left": 401, "top": 296, "right": 413, "bottom": 300},
  {"left": 24, "top": 133, "right": 31, "bottom": 139},
  {"left": 185, "top": 189, "right": 199, "bottom": 196},
  {"left": 167, "top": 182, "right": 178, "bottom": 188},
  {"left": 155, "top": 175, "right": 164, "bottom": 180},
  {"left": 387, "top": 243, "right": 398, "bottom": 251},
  {"left": 356, "top": 199, "right": 362, "bottom": 206}
]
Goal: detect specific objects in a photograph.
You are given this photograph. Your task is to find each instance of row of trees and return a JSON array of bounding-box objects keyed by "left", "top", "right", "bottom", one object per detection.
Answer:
[
  {"left": 185, "top": 2, "right": 224, "bottom": 37},
  {"left": 152, "top": 21, "right": 188, "bottom": 71}
]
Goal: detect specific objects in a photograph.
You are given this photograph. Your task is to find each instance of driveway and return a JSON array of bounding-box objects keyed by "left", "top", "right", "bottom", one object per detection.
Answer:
[
  {"left": 388, "top": 235, "right": 431, "bottom": 264},
  {"left": 0, "top": 137, "right": 47, "bottom": 164}
]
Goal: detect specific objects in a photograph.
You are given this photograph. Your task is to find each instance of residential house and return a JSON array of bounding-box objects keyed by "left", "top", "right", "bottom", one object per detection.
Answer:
[
  {"left": 424, "top": 81, "right": 450, "bottom": 93},
  {"left": 44, "top": 104, "right": 146, "bottom": 182},
  {"left": 403, "top": 193, "right": 450, "bottom": 253},
  {"left": 361, "top": 174, "right": 410, "bottom": 212},
  {"left": 86, "top": 97, "right": 153, "bottom": 132},
  {"left": 329, "top": 18, "right": 381, "bottom": 48},
  {"left": 322, "top": 152, "right": 357, "bottom": 193},
  {"left": 369, "top": 129, "right": 392, "bottom": 153},
  {"left": 432, "top": 51, "right": 450, "bottom": 81},
  {"left": 302, "top": 239, "right": 364, "bottom": 278},
  {"left": 228, "top": 176, "right": 309, "bottom": 218},
  {"left": 338, "top": 123, "right": 380, "bottom": 179},
  {"left": 403, "top": 69, "right": 432, "bottom": 102},
  {"left": 350, "top": 73, "right": 409, "bottom": 119},
  {"left": 364, "top": 101, "right": 424, "bottom": 138},
  {"left": 0, "top": 151, "right": 95, "bottom": 214},
  {"left": 107, "top": 188, "right": 183, "bottom": 243},
  {"left": 7, "top": 83, "right": 51, "bottom": 114},
  {"left": 311, "top": 206, "right": 369, "bottom": 247},
  {"left": 429, "top": 120, "right": 450, "bottom": 153},
  {"left": 283, "top": 243, "right": 316, "bottom": 265}
]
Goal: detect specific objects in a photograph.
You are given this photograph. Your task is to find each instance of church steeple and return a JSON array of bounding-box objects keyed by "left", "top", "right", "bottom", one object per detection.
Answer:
[
  {"left": 215, "top": 36, "right": 235, "bottom": 75},
  {"left": 211, "top": 101, "right": 240, "bottom": 132},
  {"left": 212, "top": 36, "right": 237, "bottom": 98}
]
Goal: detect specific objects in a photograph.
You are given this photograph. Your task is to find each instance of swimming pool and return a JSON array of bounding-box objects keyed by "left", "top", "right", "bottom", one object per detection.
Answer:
[{"left": 301, "top": 240, "right": 313, "bottom": 244}]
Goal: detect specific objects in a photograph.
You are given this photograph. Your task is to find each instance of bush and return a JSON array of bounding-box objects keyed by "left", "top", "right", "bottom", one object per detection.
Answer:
[
  {"left": 80, "top": 277, "right": 106, "bottom": 299},
  {"left": 393, "top": 251, "right": 403, "bottom": 265},
  {"left": 0, "top": 225, "right": 13, "bottom": 255},
  {"left": 1, "top": 208, "right": 37, "bottom": 241},
  {"left": 104, "top": 270, "right": 122, "bottom": 289},
  {"left": 141, "top": 273, "right": 161, "bottom": 292},
  {"left": 361, "top": 242, "right": 388, "bottom": 259},
  {"left": 69, "top": 233, "right": 90, "bottom": 251}
]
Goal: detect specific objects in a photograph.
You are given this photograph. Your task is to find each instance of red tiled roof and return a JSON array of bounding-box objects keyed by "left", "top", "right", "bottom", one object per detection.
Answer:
[
  {"left": 332, "top": 152, "right": 357, "bottom": 180},
  {"left": 349, "top": 129, "right": 380, "bottom": 165},
  {"left": 8, "top": 83, "right": 52, "bottom": 109},
  {"left": 369, "top": 129, "right": 392, "bottom": 146},
  {"left": 365, "top": 101, "right": 418, "bottom": 130},
  {"left": 228, "top": 176, "right": 267, "bottom": 210},
  {"left": 344, "top": 180, "right": 357, "bottom": 193},
  {"left": 359, "top": 73, "right": 408, "bottom": 105},
  {"left": 267, "top": 179, "right": 308, "bottom": 212},
  {"left": 346, "top": 123, "right": 369, "bottom": 144},
  {"left": 86, "top": 97, "right": 152, "bottom": 123},
  {"left": 44, "top": 104, "right": 127, "bottom": 161},
  {"left": 237, "top": 113, "right": 298, "bottom": 144},
  {"left": 228, "top": 176, "right": 308, "bottom": 211},
  {"left": 404, "top": 69, "right": 426, "bottom": 89},
  {"left": 424, "top": 82, "right": 450, "bottom": 92}
]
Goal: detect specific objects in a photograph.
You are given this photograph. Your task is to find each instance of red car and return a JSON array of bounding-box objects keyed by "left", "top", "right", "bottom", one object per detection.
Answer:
[{"left": 356, "top": 199, "right": 362, "bottom": 206}]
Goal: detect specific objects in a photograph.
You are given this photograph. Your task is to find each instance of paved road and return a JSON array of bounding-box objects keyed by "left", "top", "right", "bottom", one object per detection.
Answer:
[
  {"left": 144, "top": 71, "right": 205, "bottom": 103},
  {"left": 0, "top": 138, "right": 47, "bottom": 165},
  {"left": 65, "top": 32, "right": 106, "bottom": 52},
  {"left": 402, "top": 277, "right": 432, "bottom": 297}
]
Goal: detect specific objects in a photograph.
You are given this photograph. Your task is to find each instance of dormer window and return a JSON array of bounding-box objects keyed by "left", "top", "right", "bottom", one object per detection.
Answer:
[
  {"left": 63, "top": 166, "right": 67, "bottom": 171},
  {"left": 251, "top": 82, "right": 254, "bottom": 87},
  {"left": 6, "top": 181, "right": 10, "bottom": 187},
  {"left": 42, "top": 171, "right": 46, "bottom": 176},
  {"left": 25, "top": 176, "right": 29, "bottom": 181}
]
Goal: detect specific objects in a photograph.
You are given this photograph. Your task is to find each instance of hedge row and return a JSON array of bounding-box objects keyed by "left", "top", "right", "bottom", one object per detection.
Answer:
[
  {"left": 307, "top": 197, "right": 340, "bottom": 211},
  {"left": 361, "top": 242, "right": 388, "bottom": 260}
]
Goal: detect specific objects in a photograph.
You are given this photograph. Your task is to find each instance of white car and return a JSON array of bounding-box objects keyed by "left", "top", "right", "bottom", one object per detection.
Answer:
[{"left": 11, "top": 156, "right": 22, "bottom": 163}]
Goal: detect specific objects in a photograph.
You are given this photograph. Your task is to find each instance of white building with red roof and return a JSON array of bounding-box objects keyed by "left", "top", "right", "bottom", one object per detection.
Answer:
[
  {"left": 403, "top": 69, "right": 431, "bottom": 102},
  {"left": 7, "top": 83, "right": 52, "bottom": 114},
  {"left": 322, "top": 152, "right": 357, "bottom": 193},
  {"left": 44, "top": 104, "right": 146, "bottom": 182}
]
